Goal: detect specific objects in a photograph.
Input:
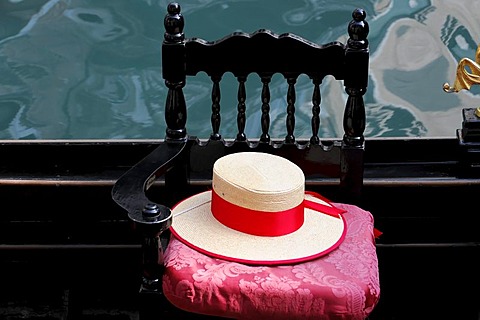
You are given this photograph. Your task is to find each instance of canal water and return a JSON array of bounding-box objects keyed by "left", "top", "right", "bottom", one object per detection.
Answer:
[{"left": 1, "top": 0, "right": 479, "bottom": 140}]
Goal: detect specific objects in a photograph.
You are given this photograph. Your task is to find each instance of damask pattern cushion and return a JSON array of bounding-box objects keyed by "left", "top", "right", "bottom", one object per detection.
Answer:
[{"left": 163, "top": 203, "right": 380, "bottom": 319}]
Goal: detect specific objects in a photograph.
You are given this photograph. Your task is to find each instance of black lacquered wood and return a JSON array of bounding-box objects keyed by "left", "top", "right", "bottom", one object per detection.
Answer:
[
  {"left": 163, "top": 3, "right": 187, "bottom": 141},
  {"left": 164, "top": 84, "right": 187, "bottom": 141},
  {"left": 210, "top": 76, "right": 221, "bottom": 140},
  {"left": 285, "top": 77, "right": 297, "bottom": 143},
  {"left": 111, "top": 141, "right": 187, "bottom": 294},
  {"left": 162, "top": 5, "right": 368, "bottom": 147},
  {"left": 310, "top": 78, "right": 321, "bottom": 145},
  {"left": 343, "top": 8, "right": 369, "bottom": 147},
  {"left": 236, "top": 76, "right": 247, "bottom": 141},
  {"left": 260, "top": 76, "right": 271, "bottom": 143},
  {"left": 184, "top": 31, "right": 346, "bottom": 80}
]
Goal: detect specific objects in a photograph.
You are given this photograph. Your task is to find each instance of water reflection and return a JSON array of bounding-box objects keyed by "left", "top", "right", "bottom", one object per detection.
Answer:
[{"left": 0, "top": 0, "right": 479, "bottom": 139}]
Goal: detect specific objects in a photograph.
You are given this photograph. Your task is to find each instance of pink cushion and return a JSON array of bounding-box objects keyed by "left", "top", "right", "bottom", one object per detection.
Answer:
[{"left": 163, "top": 203, "right": 380, "bottom": 319}]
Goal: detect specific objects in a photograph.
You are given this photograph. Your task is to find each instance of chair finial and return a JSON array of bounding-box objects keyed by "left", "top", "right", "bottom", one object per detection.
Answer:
[
  {"left": 347, "top": 8, "right": 369, "bottom": 48},
  {"left": 164, "top": 2, "right": 184, "bottom": 43}
]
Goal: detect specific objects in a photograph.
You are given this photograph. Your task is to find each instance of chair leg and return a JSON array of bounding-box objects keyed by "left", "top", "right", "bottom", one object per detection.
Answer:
[
  {"left": 340, "top": 144, "right": 364, "bottom": 204},
  {"left": 137, "top": 224, "right": 170, "bottom": 319}
]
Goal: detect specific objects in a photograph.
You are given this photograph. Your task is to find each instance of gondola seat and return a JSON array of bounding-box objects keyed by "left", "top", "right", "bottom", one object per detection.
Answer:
[{"left": 112, "top": 2, "right": 379, "bottom": 319}]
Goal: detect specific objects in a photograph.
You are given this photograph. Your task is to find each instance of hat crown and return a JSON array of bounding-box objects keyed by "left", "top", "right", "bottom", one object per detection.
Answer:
[{"left": 213, "top": 152, "right": 305, "bottom": 212}]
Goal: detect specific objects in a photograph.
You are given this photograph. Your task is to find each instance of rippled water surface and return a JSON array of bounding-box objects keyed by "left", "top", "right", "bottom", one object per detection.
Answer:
[{"left": 1, "top": 0, "right": 479, "bottom": 139}]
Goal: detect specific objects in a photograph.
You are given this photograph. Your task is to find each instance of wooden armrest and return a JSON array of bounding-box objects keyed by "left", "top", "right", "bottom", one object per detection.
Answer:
[{"left": 112, "top": 141, "right": 186, "bottom": 226}]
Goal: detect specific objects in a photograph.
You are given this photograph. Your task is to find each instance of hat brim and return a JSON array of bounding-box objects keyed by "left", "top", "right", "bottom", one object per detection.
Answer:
[{"left": 170, "top": 191, "right": 346, "bottom": 265}]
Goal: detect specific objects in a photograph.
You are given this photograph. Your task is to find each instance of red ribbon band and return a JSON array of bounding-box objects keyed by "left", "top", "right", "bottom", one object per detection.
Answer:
[{"left": 211, "top": 190, "right": 346, "bottom": 237}]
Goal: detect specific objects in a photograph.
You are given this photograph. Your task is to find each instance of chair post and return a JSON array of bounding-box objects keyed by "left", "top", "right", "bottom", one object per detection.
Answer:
[
  {"left": 163, "top": 2, "right": 187, "bottom": 142},
  {"left": 341, "top": 8, "right": 369, "bottom": 203},
  {"left": 137, "top": 211, "right": 171, "bottom": 319},
  {"left": 111, "top": 141, "right": 188, "bottom": 318}
]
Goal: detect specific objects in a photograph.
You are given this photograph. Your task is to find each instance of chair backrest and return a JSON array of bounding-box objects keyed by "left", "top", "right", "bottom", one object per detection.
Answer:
[{"left": 161, "top": 2, "right": 369, "bottom": 205}]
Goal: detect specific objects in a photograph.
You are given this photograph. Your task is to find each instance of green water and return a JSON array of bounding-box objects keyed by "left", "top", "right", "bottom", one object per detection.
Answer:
[{"left": 0, "top": 0, "right": 479, "bottom": 139}]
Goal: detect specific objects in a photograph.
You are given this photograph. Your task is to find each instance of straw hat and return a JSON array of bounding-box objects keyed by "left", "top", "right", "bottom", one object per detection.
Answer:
[{"left": 170, "top": 152, "right": 347, "bottom": 265}]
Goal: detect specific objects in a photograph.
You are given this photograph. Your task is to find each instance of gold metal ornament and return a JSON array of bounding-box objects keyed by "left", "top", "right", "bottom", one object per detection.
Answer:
[{"left": 444, "top": 43, "right": 480, "bottom": 117}]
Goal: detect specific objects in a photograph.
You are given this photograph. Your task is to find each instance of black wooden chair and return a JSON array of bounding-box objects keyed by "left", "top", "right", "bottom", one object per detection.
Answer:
[{"left": 112, "top": 2, "right": 378, "bottom": 319}]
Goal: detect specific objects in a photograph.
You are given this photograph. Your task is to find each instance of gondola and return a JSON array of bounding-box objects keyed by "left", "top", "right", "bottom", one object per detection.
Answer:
[{"left": 0, "top": 2, "right": 479, "bottom": 319}]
